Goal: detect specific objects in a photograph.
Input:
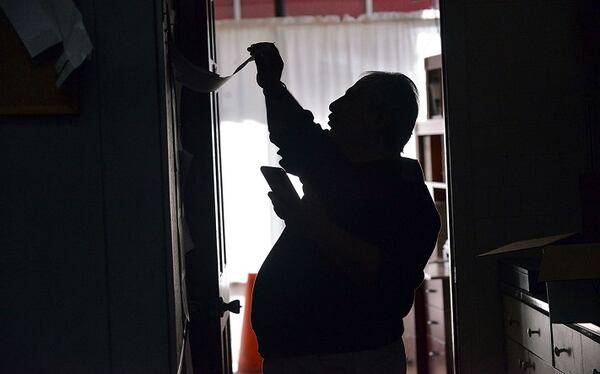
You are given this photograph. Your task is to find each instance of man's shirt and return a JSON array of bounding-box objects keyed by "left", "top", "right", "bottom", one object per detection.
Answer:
[{"left": 251, "top": 84, "right": 441, "bottom": 358}]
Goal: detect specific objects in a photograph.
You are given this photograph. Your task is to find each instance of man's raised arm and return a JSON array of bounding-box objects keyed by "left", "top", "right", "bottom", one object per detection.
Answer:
[{"left": 247, "top": 43, "right": 326, "bottom": 164}]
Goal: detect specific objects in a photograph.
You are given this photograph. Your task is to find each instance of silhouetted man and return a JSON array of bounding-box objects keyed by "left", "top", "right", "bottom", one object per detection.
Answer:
[{"left": 247, "top": 42, "right": 440, "bottom": 374}]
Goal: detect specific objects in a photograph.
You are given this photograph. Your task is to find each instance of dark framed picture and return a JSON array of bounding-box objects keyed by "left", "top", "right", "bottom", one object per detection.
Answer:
[{"left": 0, "top": 11, "right": 78, "bottom": 115}]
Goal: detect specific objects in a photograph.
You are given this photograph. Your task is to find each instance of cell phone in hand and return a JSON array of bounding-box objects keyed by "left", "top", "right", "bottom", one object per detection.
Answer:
[{"left": 260, "top": 166, "right": 301, "bottom": 204}]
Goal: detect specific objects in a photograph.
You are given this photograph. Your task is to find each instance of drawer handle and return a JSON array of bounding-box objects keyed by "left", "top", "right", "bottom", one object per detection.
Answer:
[
  {"left": 428, "top": 351, "right": 440, "bottom": 357},
  {"left": 427, "top": 320, "right": 439, "bottom": 325},
  {"left": 425, "top": 289, "right": 438, "bottom": 293},
  {"left": 526, "top": 361, "right": 535, "bottom": 370},
  {"left": 508, "top": 319, "right": 519, "bottom": 326},
  {"left": 554, "top": 346, "right": 571, "bottom": 357},
  {"left": 519, "top": 360, "right": 535, "bottom": 370},
  {"left": 527, "top": 328, "right": 541, "bottom": 337}
]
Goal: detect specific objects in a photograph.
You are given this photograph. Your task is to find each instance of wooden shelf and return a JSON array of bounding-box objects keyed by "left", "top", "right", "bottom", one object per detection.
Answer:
[
  {"left": 418, "top": 134, "right": 445, "bottom": 184},
  {"left": 425, "top": 181, "right": 447, "bottom": 189},
  {"left": 416, "top": 118, "right": 445, "bottom": 136},
  {"left": 406, "top": 53, "right": 453, "bottom": 374}
]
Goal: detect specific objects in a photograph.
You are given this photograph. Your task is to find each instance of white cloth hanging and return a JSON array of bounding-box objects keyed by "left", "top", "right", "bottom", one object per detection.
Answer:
[
  {"left": 217, "top": 12, "right": 441, "bottom": 283},
  {"left": 216, "top": 12, "right": 441, "bottom": 126}
]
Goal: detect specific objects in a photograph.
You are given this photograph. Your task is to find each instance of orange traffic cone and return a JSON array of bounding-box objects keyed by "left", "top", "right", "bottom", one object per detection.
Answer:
[{"left": 238, "top": 273, "right": 263, "bottom": 373}]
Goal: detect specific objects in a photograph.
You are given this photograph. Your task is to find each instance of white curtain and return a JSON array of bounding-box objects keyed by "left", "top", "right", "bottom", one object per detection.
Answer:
[
  {"left": 217, "top": 12, "right": 441, "bottom": 126},
  {"left": 218, "top": 13, "right": 441, "bottom": 282}
]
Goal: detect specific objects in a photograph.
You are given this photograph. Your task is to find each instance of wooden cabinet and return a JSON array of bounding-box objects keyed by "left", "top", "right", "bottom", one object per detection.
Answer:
[
  {"left": 552, "top": 323, "right": 584, "bottom": 374},
  {"left": 501, "top": 291, "right": 600, "bottom": 374},
  {"left": 425, "top": 55, "right": 443, "bottom": 120},
  {"left": 426, "top": 336, "right": 449, "bottom": 374},
  {"left": 528, "top": 349, "right": 560, "bottom": 374},
  {"left": 423, "top": 277, "right": 453, "bottom": 374},
  {"left": 405, "top": 54, "right": 453, "bottom": 374},
  {"left": 404, "top": 303, "right": 419, "bottom": 374},
  {"left": 424, "top": 304, "right": 446, "bottom": 341},
  {"left": 403, "top": 273, "right": 453, "bottom": 374},
  {"left": 505, "top": 338, "right": 559, "bottom": 374},
  {"left": 506, "top": 338, "right": 529, "bottom": 374},
  {"left": 502, "top": 295, "right": 552, "bottom": 362},
  {"left": 423, "top": 278, "right": 445, "bottom": 309},
  {"left": 503, "top": 295, "right": 524, "bottom": 344},
  {"left": 521, "top": 303, "right": 552, "bottom": 362},
  {"left": 416, "top": 54, "right": 448, "bottom": 260},
  {"left": 581, "top": 333, "right": 600, "bottom": 374}
]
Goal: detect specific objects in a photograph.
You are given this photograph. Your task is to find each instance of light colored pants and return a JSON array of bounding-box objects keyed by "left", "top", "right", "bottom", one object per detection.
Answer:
[{"left": 262, "top": 339, "right": 407, "bottom": 374}]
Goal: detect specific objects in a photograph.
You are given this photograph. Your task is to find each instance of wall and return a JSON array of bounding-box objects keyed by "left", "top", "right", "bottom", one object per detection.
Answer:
[
  {"left": 215, "top": 0, "right": 435, "bottom": 19},
  {"left": 442, "top": 1, "right": 596, "bottom": 373},
  {"left": 0, "top": 1, "right": 176, "bottom": 373}
]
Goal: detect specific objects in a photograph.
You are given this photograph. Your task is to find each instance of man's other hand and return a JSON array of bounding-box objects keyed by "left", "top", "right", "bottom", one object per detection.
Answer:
[
  {"left": 247, "top": 42, "right": 284, "bottom": 89},
  {"left": 267, "top": 192, "right": 331, "bottom": 241},
  {"left": 268, "top": 191, "right": 381, "bottom": 280}
]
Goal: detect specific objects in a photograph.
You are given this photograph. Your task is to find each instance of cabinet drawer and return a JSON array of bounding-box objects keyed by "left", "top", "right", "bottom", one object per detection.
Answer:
[
  {"left": 521, "top": 301, "right": 552, "bottom": 362},
  {"left": 426, "top": 336, "right": 447, "bottom": 374},
  {"left": 506, "top": 339, "right": 560, "bottom": 374},
  {"left": 581, "top": 333, "right": 600, "bottom": 374},
  {"left": 504, "top": 295, "right": 524, "bottom": 344},
  {"left": 552, "top": 324, "right": 583, "bottom": 374},
  {"left": 425, "top": 305, "right": 446, "bottom": 341},
  {"left": 404, "top": 305, "right": 416, "bottom": 335},
  {"left": 506, "top": 338, "right": 529, "bottom": 374},
  {"left": 403, "top": 335, "right": 417, "bottom": 374},
  {"left": 528, "top": 350, "right": 561, "bottom": 374},
  {"left": 503, "top": 295, "right": 552, "bottom": 362},
  {"left": 423, "top": 279, "right": 445, "bottom": 309}
]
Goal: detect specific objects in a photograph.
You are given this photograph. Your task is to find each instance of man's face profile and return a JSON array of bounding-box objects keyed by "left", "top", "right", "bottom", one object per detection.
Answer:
[{"left": 328, "top": 79, "right": 375, "bottom": 143}]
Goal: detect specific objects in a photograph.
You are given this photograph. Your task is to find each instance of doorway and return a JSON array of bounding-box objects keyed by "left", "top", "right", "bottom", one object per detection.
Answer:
[{"left": 214, "top": 1, "right": 447, "bottom": 373}]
